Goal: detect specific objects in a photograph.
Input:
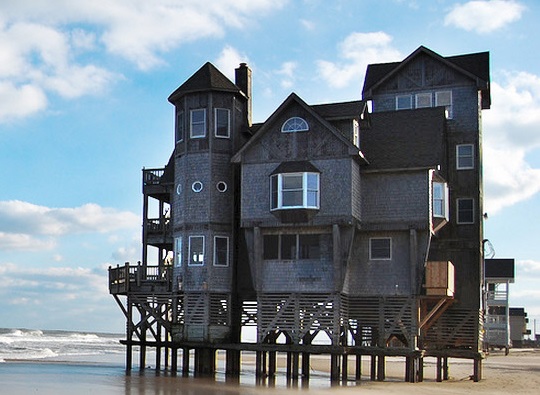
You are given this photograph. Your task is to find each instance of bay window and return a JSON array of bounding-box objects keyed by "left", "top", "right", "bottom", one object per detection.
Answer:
[{"left": 270, "top": 172, "right": 319, "bottom": 210}]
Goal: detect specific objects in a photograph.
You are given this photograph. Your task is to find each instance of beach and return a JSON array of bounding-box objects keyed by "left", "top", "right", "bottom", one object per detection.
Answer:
[
  {"left": 1, "top": 349, "right": 539, "bottom": 394},
  {"left": 0, "top": 329, "right": 538, "bottom": 394}
]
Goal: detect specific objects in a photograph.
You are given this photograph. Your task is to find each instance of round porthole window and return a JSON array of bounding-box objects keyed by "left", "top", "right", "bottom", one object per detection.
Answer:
[
  {"left": 176, "top": 184, "right": 182, "bottom": 195},
  {"left": 216, "top": 181, "right": 228, "bottom": 193},
  {"left": 192, "top": 181, "right": 203, "bottom": 193}
]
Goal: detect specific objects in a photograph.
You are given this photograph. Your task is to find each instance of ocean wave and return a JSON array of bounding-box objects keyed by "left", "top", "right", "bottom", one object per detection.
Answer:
[{"left": 0, "top": 328, "right": 124, "bottom": 362}]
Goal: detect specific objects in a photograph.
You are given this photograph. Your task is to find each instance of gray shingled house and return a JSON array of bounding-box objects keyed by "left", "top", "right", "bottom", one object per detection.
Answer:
[{"left": 109, "top": 46, "right": 490, "bottom": 382}]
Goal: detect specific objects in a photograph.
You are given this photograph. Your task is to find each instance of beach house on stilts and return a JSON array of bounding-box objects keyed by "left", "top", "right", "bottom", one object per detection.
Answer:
[{"left": 109, "top": 46, "right": 491, "bottom": 383}]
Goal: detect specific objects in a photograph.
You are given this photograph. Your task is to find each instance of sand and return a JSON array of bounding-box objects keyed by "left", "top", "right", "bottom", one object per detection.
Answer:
[{"left": 0, "top": 349, "right": 538, "bottom": 394}]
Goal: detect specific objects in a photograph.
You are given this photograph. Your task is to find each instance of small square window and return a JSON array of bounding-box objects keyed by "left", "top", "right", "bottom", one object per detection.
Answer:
[
  {"left": 214, "top": 236, "right": 229, "bottom": 266},
  {"left": 436, "top": 91, "right": 453, "bottom": 118},
  {"left": 369, "top": 238, "right": 391, "bottom": 260},
  {"left": 456, "top": 144, "right": 474, "bottom": 169},
  {"left": 190, "top": 109, "right": 206, "bottom": 138},
  {"left": 416, "top": 93, "right": 432, "bottom": 108},
  {"left": 189, "top": 236, "right": 205, "bottom": 266},
  {"left": 457, "top": 198, "right": 474, "bottom": 224},
  {"left": 396, "top": 95, "right": 412, "bottom": 110}
]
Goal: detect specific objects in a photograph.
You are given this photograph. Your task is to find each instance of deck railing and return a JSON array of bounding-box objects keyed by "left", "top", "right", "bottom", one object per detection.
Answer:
[
  {"left": 143, "top": 168, "right": 165, "bottom": 185},
  {"left": 145, "top": 218, "right": 171, "bottom": 233},
  {"left": 108, "top": 263, "right": 173, "bottom": 294}
]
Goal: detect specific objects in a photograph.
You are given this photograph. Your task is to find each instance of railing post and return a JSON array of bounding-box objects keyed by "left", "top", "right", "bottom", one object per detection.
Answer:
[{"left": 122, "top": 262, "right": 128, "bottom": 292}]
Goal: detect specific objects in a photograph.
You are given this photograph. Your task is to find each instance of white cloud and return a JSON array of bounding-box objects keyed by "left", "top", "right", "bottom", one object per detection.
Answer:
[
  {"left": 0, "top": 200, "right": 139, "bottom": 251},
  {"left": 276, "top": 61, "right": 298, "bottom": 89},
  {"left": 483, "top": 71, "right": 540, "bottom": 214},
  {"left": 215, "top": 45, "right": 250, "bottom": 81},
  {"left": 0, "top": 262, "right": 120, "bottom": 331},
  {"left": 316, "top": 32, "right": 402, "bottom": 89},
  {"left": 0, "top": 0, "right": 286, "bottom": 122},
  {"left": 0, "top": 232, "right": 56, "bottom": 251},
  {"left": 444, "top": 0, "right": 525, "bottom": 34}
]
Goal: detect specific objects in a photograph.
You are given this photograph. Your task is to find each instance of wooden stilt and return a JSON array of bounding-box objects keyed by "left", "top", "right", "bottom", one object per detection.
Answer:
[
  {"left": 418, "top": 357, "right": 424, "bottom": 382},
  {"left": 268, "top": 351, "right": 277, "bottom": 377},
  {"left": 341, "top": 354, "right": 348, "bottom": 381},
  {"left": 436, "top": 357, "right": 443, "bottom": 382},
  {"left": 355, "top": 354, "right": 362, "bottom": 381},
  {"left": 302, "top": 352, "right": 310, "bottom": 379},
  {"left": 473, "top": 358, "right": 482, "bottom": 382},
  {"left": 377, "top": 355, "right": 385, "bottom": 381},
  {"left": 182, "top": 348, "right": 190, "bottom": 377},
  {"left": 291, "top": 352, "right": 300, "bottom": 381},
  {"left": 330, "top": 354, "right": 340, "bottom": 383},
  {"left": 255, "top": 351, "right": 263, "bottom": 382},
  {"left": 443, "top": 357, "right": 449, "bottom": 380},
  {"left": 370, "top": 355, "right": 377, "bottom": 381},
  {"left": 171, "top": 347, "right": 178, "bottom": 375}
]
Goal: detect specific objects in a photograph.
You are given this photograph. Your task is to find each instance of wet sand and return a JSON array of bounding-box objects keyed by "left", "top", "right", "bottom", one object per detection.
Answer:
[{"left": 0, "top": 349, "right": 538, "bottom": 394}]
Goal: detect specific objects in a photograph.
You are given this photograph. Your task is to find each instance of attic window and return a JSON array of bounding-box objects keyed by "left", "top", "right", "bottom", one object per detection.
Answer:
[{"left": 281, "top": 117, "right": 309, "bottom": 133}]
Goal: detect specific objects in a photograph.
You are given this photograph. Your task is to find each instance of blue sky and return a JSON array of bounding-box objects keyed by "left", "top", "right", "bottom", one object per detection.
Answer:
[{"left": 0, "top": 0, "right": 539, "bottom": 334}]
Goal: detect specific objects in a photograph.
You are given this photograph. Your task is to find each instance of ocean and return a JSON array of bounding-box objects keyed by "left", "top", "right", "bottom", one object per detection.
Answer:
[
  {"left": 0, "top": 327, "right": 339, "bottom": 394},
  {"left": 0, "top": 328, "right": 125, "bottom": 363}
]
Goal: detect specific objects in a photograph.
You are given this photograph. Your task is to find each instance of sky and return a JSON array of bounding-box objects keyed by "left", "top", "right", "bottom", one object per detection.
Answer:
[{"left": 0, "top": 0, "right": 539, "bottom": 335}]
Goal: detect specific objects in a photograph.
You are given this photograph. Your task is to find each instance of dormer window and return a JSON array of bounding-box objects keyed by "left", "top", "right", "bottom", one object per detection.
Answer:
[
  {"left": 270, "top": 172, "right": 319, "bottom": 210},
  {"left": 281, "top": 117, "right": 309, "bottom": 133}
]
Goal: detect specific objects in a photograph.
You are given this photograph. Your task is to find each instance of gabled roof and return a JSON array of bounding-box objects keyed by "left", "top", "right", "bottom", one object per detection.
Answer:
[
  {"left": 362, "top": 46, "right": 490, "bottom": 108},
  {"left": 232, "top": 92, "right": 367, "bottom": 164},
  {"left": 168, "top": 62, "right": 241, "bottom": 103}
]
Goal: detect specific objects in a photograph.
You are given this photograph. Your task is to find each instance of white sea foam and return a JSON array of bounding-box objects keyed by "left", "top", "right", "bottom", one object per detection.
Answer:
[{"left": 0, "top": 328, "right": 124, "bottom": 362}]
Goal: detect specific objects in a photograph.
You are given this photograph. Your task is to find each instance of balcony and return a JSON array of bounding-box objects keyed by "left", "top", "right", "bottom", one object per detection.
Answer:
[
  {"left": 145, "top": 218, "right": 172, "bottom": 248},
  {"left": 143, "top": 168, "right": 173, "bottom": 202},
  {"left": 109, "top": 263, "right": 173, "bottom": 295}
]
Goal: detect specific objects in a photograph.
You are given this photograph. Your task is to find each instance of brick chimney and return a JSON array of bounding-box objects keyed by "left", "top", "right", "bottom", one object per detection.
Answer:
[{"left": 235, "top": 63, "right": 252, "bottom": 126}]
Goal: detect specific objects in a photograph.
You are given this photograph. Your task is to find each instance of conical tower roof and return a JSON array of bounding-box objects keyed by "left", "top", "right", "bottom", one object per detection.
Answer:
[{"left": 168, "top": 62, "right": 241, "bottom": 103}]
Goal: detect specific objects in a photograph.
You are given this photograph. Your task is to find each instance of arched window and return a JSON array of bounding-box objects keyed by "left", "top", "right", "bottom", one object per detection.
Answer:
[{"left": 281, "top": 117, "right": 309, "bottom": 133}]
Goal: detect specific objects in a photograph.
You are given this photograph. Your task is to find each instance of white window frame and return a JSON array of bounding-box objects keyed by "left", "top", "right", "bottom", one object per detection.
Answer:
[
  {"left": 396, "top": 95, "right": 412, "bottom": 110},
  {"left": 176, "top": 111, "right": 184, "bottom": 143},
  {"left": 457, "top": 198, "right": 474, "bottom": 224},
  {"left": 214, "top": 108, "right": 230, "bottom": 138},
  {"left": 415, "top": 93, "right": 432, "bottom": 108},
  {"left": 188, "top": 235, "right": 205, "bottom": 266},
  {"left": 435, "top": 91, "right": 453, "bottom": 119},
  {"left": 174, "top": 236, "right": 182, "bottom": 266},
  {"left": 281, "top": 117, "right": 309, "bottom": 133},
  {"left": 433, "top": 182, "right": 449, "bottom": 219},
  {"left": 369, "top": 237, "right": 392, "bottom": 260},
  {"left": 190, "top": 109, "right": 206, "bottom": 138},
  {"left": 213, "top": 236, "right": 229, "bottom": 267},
  {"left": 270, "top": 172, "right": 320, "bottom": 210},
  {"left": 353, "top": 119, "right": 360, "bottom": 147},
  {"left": 456, "top": 144, "right": 474, "bottom": 170}
]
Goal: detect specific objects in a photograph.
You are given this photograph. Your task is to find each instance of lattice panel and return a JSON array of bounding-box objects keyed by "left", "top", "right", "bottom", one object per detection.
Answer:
[
  {"left": 241, "top": 300, "right": 258, "bottom": 326},
  {"left": 342, "top": 296, "right": 415, "bottom": 347},
  {"left": 257, "top": 293, "right": 339, "bottom": 343},
  {"left": 209, "top": 294, "right": 229, "bottom": 326},
  {"left": 423, "top": 309, "right": 482, "bottom": 350},
  {"left": 183, "top": 293, "right": 207, "bottom": 325}
]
